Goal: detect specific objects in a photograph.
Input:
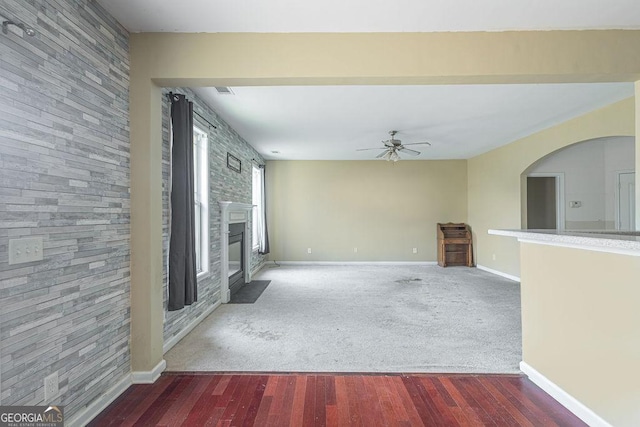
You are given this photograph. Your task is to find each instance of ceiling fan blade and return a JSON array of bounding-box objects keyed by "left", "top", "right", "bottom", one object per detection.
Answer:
[
  {"left": 356, "top": 147, "right": 387, "bottom": 151},
  {"left": 402, "top": 141, "right": 431, "bottom": 146},
  {"left": 357, "top": 132, "right": 429, "bottom": 160},
  {"left": 399, "top": 147, "right": 420, "bottom": 156}
]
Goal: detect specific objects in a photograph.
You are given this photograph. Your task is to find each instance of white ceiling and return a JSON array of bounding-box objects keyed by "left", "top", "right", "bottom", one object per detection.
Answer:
[
  {"left": 97, "top": 0, "right": 638, "bottom": 160},
  {"left": 196, "top": 84, "right": 633, "bottom": 160},
  {"left": 98, "top": 0, "right": 640, "bottom": 33}
]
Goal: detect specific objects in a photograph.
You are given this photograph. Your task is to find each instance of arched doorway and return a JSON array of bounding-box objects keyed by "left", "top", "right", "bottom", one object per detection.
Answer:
[{"left": 522, "top": 136, "right": 635, "bottom": 230}]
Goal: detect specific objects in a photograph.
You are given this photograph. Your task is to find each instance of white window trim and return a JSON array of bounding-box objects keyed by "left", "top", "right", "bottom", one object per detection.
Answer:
[
  {"left": 194, "top": 126, "right": 209, "bottom": 277},
  {"left": 252, "top": 165, "right": 261, "bottom": 251}
]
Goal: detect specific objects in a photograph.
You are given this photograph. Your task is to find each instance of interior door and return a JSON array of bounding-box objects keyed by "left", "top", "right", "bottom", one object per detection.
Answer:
[
  {"left": 618, "top": 172, "right": 636, "bottom": 230},
  {"left": 527, "top": 176, "right": 557, "bottom": 229}
]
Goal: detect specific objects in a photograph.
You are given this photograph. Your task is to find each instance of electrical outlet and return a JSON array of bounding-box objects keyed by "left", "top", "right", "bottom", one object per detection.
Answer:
[
  {"left": 412, "top": 248, "right": 418, "bottom": 254},
  {"left": 307, "top": 248, "right": 312, "bottom": 254},
  {"left": 44, "top": 372, "right": 59, "bottom": 402},
  {"left": 8, "top": 237, "right": 43, "bottom": 265},
  {"left": 353, "top": 247, "right": 358, "bottom": 253},
  {"left": 492, "top": 254, "right": 496, "bottom": 261}
]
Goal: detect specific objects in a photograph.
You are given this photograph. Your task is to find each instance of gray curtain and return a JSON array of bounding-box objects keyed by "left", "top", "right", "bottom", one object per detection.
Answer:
[
  {"left": 168, "top": 93, "right": 197, "bottom": 311},
  {"left": 259, "top": 165, "right": 270, "bottom": 255}
]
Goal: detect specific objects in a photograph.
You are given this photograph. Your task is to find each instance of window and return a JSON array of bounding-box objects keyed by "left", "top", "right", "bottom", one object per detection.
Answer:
[
  {"left": 252, "top": 165, "right": 263, "bottom": 250},
  {"left": 193, "top": 127, "right": 209, "bottom": 275}
]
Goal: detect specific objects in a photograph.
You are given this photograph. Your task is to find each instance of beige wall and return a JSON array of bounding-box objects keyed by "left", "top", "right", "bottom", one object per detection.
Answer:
[
  {"left": 132, "top": 31, "right": 640, "bottom": 86},
  {"left": 129, "top": 30, "right": 640, "bottom": 372},
  {"left": 468, "top": 98, "right": 635, "bottom": 277},
  {"left": 266, "top": 160, "right": 467, "bottom": 261},
  {"left": 520, "top": 242, "right": 640, "bottom": 426},
  {"left": 636, "top": 82, "right": 640, "bottom": 229}
]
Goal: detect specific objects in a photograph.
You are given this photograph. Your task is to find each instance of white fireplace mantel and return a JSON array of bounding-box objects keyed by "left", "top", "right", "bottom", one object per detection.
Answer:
[{"left": 219, "top": 202, "right": 254, "bottom": 303}]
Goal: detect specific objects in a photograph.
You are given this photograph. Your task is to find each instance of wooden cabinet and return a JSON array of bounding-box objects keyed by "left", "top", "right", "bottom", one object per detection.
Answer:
[{"left": 437, "top": 223, "right": 473, "bottom": 267}]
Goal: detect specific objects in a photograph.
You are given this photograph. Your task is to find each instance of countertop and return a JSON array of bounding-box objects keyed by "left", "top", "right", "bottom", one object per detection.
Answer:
[{"left": 488, "top": 229, "right": 640, "bottom": 254}]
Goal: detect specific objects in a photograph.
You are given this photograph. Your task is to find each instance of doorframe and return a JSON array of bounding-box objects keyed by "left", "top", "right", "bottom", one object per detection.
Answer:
[
  {"left": 527, "top": 173, "right": 566, "bottom": 230},
  {"left": 615, "top": 170, "right": 635, "bottom": 230}
]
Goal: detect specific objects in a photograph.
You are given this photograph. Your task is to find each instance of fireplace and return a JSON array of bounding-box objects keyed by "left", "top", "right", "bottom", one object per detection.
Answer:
[
  {"left": 219, "top": 202, "right": 254, "bottom": 303},
  {"left": 227, "top": 222, "right": 245, "bottom": 296}
]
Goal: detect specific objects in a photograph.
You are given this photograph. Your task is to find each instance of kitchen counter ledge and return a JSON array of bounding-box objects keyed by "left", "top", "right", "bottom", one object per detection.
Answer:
[{"left": 488, "top": 229, "right": 640, "bottom": 255}]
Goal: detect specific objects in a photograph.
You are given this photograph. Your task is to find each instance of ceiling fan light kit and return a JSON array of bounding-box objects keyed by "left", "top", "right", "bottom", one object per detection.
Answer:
[
  {"left": 357, "top": 130, "right": 431, "bottom": 161},
  {"left": 381, "top": 150, "right": 400, "bottom": 162}
]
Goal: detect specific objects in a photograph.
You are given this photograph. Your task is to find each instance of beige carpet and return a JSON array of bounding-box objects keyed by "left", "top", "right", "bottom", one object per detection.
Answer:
[{"left": 165, "top": 264, "right": 521, "bottom": 373}]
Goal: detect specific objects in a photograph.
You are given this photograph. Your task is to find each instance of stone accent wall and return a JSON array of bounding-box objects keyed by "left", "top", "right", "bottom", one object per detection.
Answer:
[
  {"left": 0, "top": 0, "right": 130, "bottom": 418},
  {"left": 162, "top": 88, "right": 266, "bottom": 344}
]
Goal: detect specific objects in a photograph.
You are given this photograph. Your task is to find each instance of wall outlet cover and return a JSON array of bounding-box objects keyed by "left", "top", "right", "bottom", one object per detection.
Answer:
[{"left": 44, "top": 371, "right": 59, "bottom": 402}]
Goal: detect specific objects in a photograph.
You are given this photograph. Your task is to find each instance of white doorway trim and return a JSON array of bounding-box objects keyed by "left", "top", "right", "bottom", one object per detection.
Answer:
[
  {"left": 527, "top": 173, "right": 565, "bottom": 230},
  {"left": 615, "top": 170, "right": 635, "bottom": 230}
]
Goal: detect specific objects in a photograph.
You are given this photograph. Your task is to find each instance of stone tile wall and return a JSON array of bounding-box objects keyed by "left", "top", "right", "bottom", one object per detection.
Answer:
[
  {"left": 161, "top": 88, "right": 267, "bottom": 344},
  {"left": 0, "top": 1, "right": 266, "bottom": 416},
  {"left": 0, "top": 0, "right": 130, "bottom": 418}
]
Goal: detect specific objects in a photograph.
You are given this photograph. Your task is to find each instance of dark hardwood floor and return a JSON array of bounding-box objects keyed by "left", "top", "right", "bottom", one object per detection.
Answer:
[{"left": 90, "top": 372, "right": 586, "bottom": 426}]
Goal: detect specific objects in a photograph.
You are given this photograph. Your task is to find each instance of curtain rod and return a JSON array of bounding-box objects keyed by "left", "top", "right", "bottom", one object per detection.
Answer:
[{"left": 167, "top": 92, "right": 217, "bottom": 129}]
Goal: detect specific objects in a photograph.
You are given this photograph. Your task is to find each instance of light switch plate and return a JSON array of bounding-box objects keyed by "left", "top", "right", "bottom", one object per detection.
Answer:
[{"left": 9, "top": 237, "right": 44, "bottom": 265}]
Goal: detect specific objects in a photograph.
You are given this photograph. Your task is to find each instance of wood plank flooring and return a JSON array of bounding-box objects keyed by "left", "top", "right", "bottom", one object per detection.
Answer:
[{"left": 89, "top": 373, "right": 586, "bottom": 426}]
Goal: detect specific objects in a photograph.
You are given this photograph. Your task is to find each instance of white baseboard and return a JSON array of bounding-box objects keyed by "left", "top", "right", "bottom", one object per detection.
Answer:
[
  {"left": 132, "top": 359, "right": 166, "bottom": 384},
  {"left": 476, "top": 264, "right": 520, "bottom": 282},
  {"left": 163, "top": 300, "right": 220, "bottom": 354},
  {"left": 520, "top": 361, "right": 611, "bottom": 427},
  {"left": 66, "top": 373, "right": 132, "bottom": 427},
  {"left": 275, "top": 261, "right": 438, "bottom": 266}
]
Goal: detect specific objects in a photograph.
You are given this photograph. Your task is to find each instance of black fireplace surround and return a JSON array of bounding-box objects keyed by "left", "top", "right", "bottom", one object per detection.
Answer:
[{"left": 228, "top": 222, "right": 245, "bottom": 296}]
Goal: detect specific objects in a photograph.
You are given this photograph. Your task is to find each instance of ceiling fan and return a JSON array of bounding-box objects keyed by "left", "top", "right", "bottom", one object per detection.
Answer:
[{"left": 356, "top": 130, "right": 431, "bottom": 161}]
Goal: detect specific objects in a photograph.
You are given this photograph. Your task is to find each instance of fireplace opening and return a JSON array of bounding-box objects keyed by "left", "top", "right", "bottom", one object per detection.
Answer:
[{"left": 228, "top": 222, "right": 245, "bottom": 296}]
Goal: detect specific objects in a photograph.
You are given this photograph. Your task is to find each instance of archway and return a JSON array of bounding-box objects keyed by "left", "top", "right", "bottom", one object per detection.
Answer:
[{"left": 521, "top": 136, "right": 635, "bottom": 230}]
